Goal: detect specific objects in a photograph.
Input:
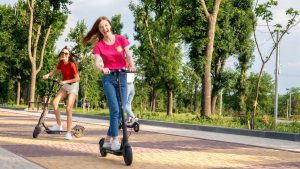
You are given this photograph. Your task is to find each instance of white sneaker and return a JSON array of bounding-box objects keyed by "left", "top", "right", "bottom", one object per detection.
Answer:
[
  {"left": 111, "top": 139, "right": 120, "bottom": 150},
  {"left": 125, "top": 117, "right": 131, "bottom": 125},
  {"left": 103, "top": 136, "right": 112, "bottom": 148},
  {"left": 65, "top": 132, "right": 72, "bottom": 140},
  {"left": 103, "top": 142, "right": 111, "bottom": 148},
  {"left": 48, "top": 124, "right": 63, "bottom": 131},
  {"left": 126, "top": 117, "right": 138, "bottom": 125}
]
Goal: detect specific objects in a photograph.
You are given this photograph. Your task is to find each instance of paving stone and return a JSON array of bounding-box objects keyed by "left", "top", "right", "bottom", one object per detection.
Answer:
[{"left": 0, "top": 109, "right": 299, "bottom": 169}]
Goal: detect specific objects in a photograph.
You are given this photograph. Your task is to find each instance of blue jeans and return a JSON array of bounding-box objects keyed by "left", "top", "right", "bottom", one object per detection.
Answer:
[
  {"left": 125, "top": 83, "right": 135, "bottom": 118},
  {"left": 102, "top": 72, "right": 127, "bottom": 137}
]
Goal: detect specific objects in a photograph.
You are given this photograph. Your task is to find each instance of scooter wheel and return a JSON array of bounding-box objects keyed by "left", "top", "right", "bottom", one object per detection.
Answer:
[
  {"left": 33, "top": 126, "right": 42, "bottom": 138},
  {"left": 99, "top": 138, "right": 107, "bottom": 157},
  {"left": 123, "top": 143, "right": 133, "bottom": 166},
  {"left": 134, "top": 123, "right": 140, "bottom": 132}
]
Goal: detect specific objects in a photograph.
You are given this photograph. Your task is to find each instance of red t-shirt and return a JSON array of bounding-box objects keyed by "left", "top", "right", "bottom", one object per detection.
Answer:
[
  {"left": 92, "top": 35, "right": 129, "bottom": 69},
  {"left": 56, "top": 60, "right": 78, "bottom": 80}
]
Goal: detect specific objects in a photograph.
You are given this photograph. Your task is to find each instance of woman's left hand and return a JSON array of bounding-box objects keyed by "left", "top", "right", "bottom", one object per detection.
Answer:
[
  {"left": 60, "top": 81, "right": 66, "bottom": 85},
  {"left": 128, "top": 65, "right": 136, "bottom": 72}
]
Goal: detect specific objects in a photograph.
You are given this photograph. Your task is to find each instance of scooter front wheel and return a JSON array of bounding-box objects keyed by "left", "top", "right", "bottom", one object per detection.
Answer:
[
  {"left": 33, "top": 126, "right": 42, "bottom": 138},
  {"left": 99, "top": 138, "right": 107, "bottom": 157},
  {"left": 123, "top": 143, "right": 133, "bottom": 166}
]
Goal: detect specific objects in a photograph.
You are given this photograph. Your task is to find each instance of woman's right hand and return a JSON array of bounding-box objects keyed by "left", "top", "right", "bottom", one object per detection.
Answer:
[{"left": 102, "top": 68, "right": 110, "bottom": 74}]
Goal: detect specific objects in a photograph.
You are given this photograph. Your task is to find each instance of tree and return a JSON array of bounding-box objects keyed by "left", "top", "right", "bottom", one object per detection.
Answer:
[
  {"left": 27, "top": 0, "right": 70, "bottom": 108},
  {"left": 279, "top": 88, "right": 300, "bottom": 119},
  {"left": 0, "top": 3, "right": 30, "bottom": 104},
  {"left": 246, "top": 72, "right": 274, "bottom": 116},
  {"left": 177, "top": 64, "right": 201, "bottom": 113},
  {"left": 111, "top": 14, "right": 123, "bottom": 35},
  {"left": 177, "top": 0, "right": 251, "bottom": 116},
  {"left": 231, "top": 0, "right": 255, "bottom": 114},
  {"left": 199, "top": 0, "right": 222, "bottom": 117},
  {"left": 250, "top": 0, "right": 299, "bottom": 129},
  {"left": 129, "top": 0, "right": 182, "bottom": 115},
  {"left": 177, "top": 0, "right": 222, "bottom": 117},
  {"left": 176, "top": 0, "right": 207, "bottom": 115}
]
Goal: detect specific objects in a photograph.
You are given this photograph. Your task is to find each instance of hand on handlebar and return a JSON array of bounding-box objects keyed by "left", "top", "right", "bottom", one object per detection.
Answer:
[
  {"left": 59, "top": 81, "right": 65, "bottom": 85},
  {"left": 43, "top": 76, "right": 60, "bottom": 84},
  {"left": 102, "top": 68, "right": 111, "bottom": 74},
  {"left": 127, "top": 66, "right": 136, "bottom": 72},
  {"left": 42, "top": 74, "right": 50, "bottom": 80}
]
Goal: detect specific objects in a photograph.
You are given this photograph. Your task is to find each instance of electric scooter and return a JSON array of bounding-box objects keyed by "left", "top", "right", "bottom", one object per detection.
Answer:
[
  {"left": 33, "top": 78, "right": 85, "bottom": 139},
  {"left": 119, "top": 120, "right": 140, "bottom": 132},
  {"left": 99, "top": 69, "right": 133, "bottom": 166}
]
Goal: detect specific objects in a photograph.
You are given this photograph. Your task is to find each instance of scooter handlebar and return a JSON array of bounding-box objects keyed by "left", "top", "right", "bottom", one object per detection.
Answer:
[
  {"left": 110, "top": 69, "right": 137, "bottom": 73},
  {"left": 47, "top": 77, "right": 60, "bottom": 84}
]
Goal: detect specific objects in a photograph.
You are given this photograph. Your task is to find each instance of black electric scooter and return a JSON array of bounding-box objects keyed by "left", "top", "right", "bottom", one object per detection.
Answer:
[
  {"left": 99, "top": 69, "right": 133, "bottom": 166},
  {"left": 119, "top": 120, "right": 140, "bottom": 132},
  {"left": 33, "top": 78, "right": 85, "bottom": 139}
]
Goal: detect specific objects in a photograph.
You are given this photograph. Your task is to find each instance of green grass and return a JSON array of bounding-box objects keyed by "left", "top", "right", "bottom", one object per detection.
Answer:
[
  {"left": 275, "top": 122, "right": 300, "bottom": 133},
  {"left": 72, "top": 107, "right": 109, "bottom": 116}
]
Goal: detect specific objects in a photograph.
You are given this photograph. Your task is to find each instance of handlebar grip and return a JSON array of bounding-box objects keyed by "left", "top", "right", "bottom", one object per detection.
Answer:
[
  {"left": 47, "top": 77, "right": 60, "bottom": 83},
  {"left": 110, "top": 69, "right": 137, "bottom": 73}
]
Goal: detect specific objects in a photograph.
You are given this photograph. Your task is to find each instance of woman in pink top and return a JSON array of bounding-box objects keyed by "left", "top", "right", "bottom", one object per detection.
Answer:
[{"left": 82, "top": 16, "right": 136, "bottom": 150}]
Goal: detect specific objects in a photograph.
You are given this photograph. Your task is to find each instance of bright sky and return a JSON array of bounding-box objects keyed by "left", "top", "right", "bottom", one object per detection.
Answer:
[{"left": 1, "top": 0, "right": 299, "bottom": 94}]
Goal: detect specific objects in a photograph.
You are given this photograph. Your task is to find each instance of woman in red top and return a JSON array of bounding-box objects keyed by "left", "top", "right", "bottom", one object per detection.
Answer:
[{"left": 43, "top": 46, "right": 80, "bottom": 140}]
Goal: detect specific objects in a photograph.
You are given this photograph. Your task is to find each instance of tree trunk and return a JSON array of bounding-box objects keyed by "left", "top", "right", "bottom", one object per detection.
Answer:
[
  {"left": 16, "top": 79, "right": 21, "bottom": 105},
  {"left": 251, "top": 63, "right": 265, "bottom": 129},
  {"left": 200, "top": 75, "right": 205, "bottom": 116},
  {"left": 167, "top": 89, "right": 173, "bottom": 116},
  {"left": 200, "top": 0, "right": 221, "bottom": 117},
  {"left": 27, "top": 0, "right": 52, "bottom": 109},
  {"left": 211, "top": 86, "right": 218, "bottom": 115},
  {"left": 150, "top": 88, "right": 156, "bottom": 112},
  {"left": 193, "top": 83, "right": 199, "bottom": 113},
  {"left": 203, "top": 18, "right": 217, "bottom": 117},
  {"left": 29, "top": 67, "right": 37, "bottom": 109},
  {"left": 238, "top": 69, "right": 247, "bottom": 113}
]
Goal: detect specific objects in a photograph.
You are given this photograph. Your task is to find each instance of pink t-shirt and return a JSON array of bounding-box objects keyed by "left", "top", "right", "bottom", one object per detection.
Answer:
[{"left": 93, "top": 35, "right": 129, "bottom": 69}]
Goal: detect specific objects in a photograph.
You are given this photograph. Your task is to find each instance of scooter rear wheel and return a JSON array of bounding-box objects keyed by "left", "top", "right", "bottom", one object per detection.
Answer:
[
  {"left": 123, "top": 143, "right": 133, "bottom": 166},
  {"left": 33, "top": 126, "right": 42, "bottom": 138},
  {"left": 99, "top": 138, "right": 107, "bottom": 157},
  {"left": 133, "top": 123, "right": 140, "bottom": 132}
]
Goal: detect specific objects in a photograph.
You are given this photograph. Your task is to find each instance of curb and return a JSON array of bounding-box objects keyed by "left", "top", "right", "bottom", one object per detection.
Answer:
[
  {"left": 59, "top": 111, "right": 300, "bottom": 142},
  {"left": 1, "top": 107, "right": 299, "bottom": 141}
]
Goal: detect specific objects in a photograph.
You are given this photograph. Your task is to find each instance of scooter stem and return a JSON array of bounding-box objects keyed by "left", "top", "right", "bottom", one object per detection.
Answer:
[{"left": 116, "top": 70, "right": 129, "bottom": 143}]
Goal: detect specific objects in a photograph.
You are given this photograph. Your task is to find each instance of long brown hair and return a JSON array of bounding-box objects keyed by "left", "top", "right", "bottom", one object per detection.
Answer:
[
  {"left": 82, "top": 16, "right": 112, "bottom": 44},
  {"left": 59, "top": 46, "right": 80, "bottom": 64}
]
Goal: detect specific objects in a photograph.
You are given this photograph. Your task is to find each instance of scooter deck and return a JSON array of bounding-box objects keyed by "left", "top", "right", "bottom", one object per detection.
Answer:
[
  {"left": 127, "top": 122, "right": 139, "bottom": 128},
  {"left": 104, "top": 148, "right": 123, "bottom": 156},
  {"left": 45, "top": 130, "right": 67, "bottom": 134},
  {"left": 120, "top": 122, "right": 139, "bottom": 128}
]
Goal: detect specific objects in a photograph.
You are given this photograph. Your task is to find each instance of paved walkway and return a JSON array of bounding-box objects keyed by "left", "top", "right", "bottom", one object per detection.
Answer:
[{"left": 0, "top": 108, "right": 299, "bottom": 169}]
